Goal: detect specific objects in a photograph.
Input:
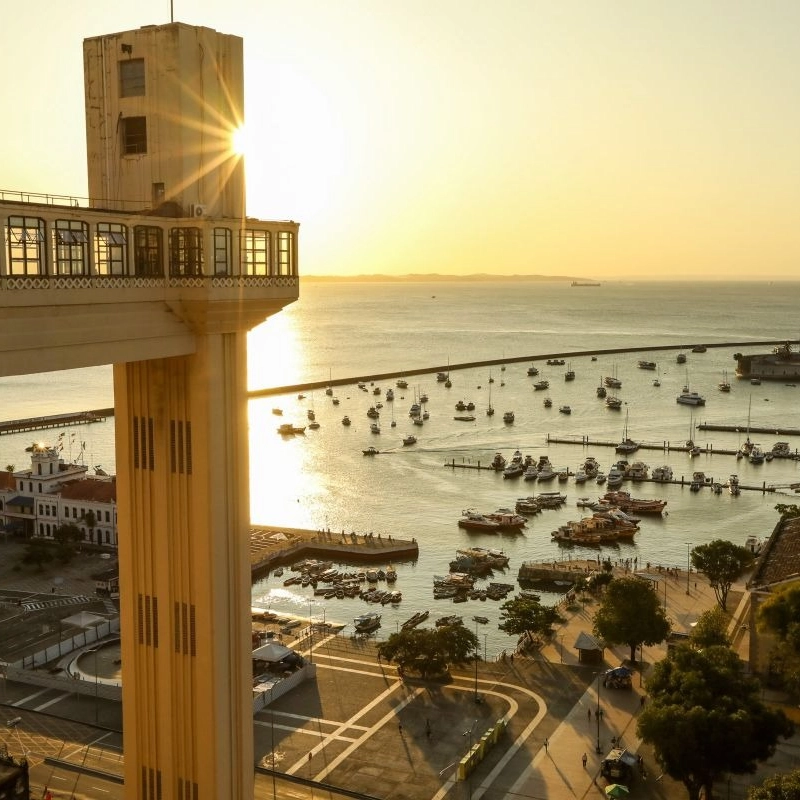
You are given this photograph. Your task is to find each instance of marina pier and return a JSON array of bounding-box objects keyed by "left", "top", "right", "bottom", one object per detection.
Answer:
[{"left": 0, "top": 409, "right": 112, "bottom": 436}]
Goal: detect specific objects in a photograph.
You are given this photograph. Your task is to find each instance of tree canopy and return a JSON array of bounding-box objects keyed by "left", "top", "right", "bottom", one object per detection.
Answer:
[
  {"left": 689, "top": 607, "right": 731, "bottom": 649},
  {"left": 376, "top": 623, "right": 478, "bottom": 679},
  {"left": 756, "top": 583, "right": 800, "bottom": 699},
  {"left": 691, "top": 540, "right": 754, "bottom": 611},
  {"left": 498, "top": 596, "right": 565, "bottom": 642},
  {"left": 749, "top": 769, "right": 800, "bottom": 800},
  {"left": 593, "top": 575, "right": 671, "bottom": 662},
  {"left": 638, "top": 645, "right": 793, "bottom": 800},
  {"left": 775, "top": 503, "right": 800, "bottom": 520}
]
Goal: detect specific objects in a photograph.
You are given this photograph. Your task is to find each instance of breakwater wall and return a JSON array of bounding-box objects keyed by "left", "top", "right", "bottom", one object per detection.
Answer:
[{"left": 249, "top": 340, "right": 798, "bottom": 398}]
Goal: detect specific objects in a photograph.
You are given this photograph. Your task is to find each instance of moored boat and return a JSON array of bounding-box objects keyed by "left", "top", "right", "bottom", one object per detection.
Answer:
[
  {"left": 353, "top": 612, "right": 382, "bottom": 633},
  {"left": 458, "top": 511, "right": 501, "bottom": 532}
]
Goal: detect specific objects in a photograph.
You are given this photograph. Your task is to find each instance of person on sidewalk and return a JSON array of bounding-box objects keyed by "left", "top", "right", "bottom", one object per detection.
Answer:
[{"left": 582, "top": 753, "right": 588, "bottom": 768}]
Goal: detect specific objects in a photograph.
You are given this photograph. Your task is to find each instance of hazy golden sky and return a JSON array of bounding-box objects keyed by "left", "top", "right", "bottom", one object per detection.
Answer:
[{"left": 4, "top": 1, "right": 800, "bottom": 279}]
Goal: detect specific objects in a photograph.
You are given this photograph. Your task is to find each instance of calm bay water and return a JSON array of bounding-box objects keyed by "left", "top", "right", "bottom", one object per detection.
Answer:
[{"left": 2, "top": 280, "right": 800, "bottom": 653}]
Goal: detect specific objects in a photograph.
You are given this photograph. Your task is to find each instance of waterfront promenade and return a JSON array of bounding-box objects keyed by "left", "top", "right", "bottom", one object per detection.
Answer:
[{"left": 3, "top": 545, "right": 798, "bottom": 800}]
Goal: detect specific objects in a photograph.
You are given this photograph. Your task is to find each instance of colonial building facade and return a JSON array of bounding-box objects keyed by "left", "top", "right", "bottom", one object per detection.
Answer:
[{"left": 0, "top": 444, "right": 117, "bottom": 546}]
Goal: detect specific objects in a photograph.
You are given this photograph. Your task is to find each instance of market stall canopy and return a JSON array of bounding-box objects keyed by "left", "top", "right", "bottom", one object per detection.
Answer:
[
  {"left": 62, "top": 611, "right": 107, "bottom": 628},
  {"left": 252, "top": 641, "right": 293, "bottom": 662}
]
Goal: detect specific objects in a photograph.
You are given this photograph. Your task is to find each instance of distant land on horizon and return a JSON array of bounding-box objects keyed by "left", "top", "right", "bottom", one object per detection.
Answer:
[
  {"left": 299, "top": 274, "right": 796, "bottom": 283},
  {"left": 300, "top": 273, "right": 584, "bottom": 283}
]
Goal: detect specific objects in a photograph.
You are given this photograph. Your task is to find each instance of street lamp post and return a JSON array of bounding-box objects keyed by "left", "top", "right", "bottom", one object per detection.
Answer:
[
  {"left": 462, "top": 719, "right": 477, "bottom": 800},
  {"left": 473, "top": 619, "right": 480, "bottom": 703},
  {"left": 595, "top": 671, "right": 602, "bottom": 753},
  {"left": 86, "top": 647, "right": 99, "bottom": 725},
  {"left": 686, "top": 542, "right": 692, "bottom": 595},
  {"left": 308, "top": 600, "right": 313, "bottom": 664}
]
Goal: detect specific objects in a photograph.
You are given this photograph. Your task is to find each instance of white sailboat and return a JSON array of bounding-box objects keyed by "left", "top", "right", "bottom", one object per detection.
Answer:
[{"left": 486, "top": 381, "right": 495, "bottom": 416}]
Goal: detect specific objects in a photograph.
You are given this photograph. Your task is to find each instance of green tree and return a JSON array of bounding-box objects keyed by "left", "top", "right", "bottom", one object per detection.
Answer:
[
  {"left": 593, "top": 575, "right": 671, "bottom": 662},
  {"left": 691, "top": 540, "right": 754, "bottom": 611},
  {"left": 748, "top": 769, "right": 800, "bottom": 800},
  {"left": 83, "top": 510, "right": 97, "bottom": 543},
  {"left": 689, "top": 607, "right": 731, "bottom": 649},
  {"left": 376, "top": 624, "right": 478, "bottom": 679},
  {"left": 756, "top": 583, "right": 800, "bottom": 699},
  {"left": 775, "top": 504, "right": 800, "bottom": 520},
  {"left": 498, "top": 596, "right": 565, "bottom": 645},
  {"left": 638, "top": 645, "right": 793, "bottom": 800},
  {"left": 21, "top": 538, "right": 53, "bottom": 569},
  {"left": 54, "top": 523, "right": 83, "bottom": 545}
]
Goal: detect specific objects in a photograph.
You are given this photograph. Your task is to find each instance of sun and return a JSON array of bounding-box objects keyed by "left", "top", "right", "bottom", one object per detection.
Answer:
[{"left": 231, "top": 125, "right": 249, "bottom": 156}]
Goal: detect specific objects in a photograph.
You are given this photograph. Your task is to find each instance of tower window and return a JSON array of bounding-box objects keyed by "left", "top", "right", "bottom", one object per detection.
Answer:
[
  {"left": 95, "top": 222, "right": 129, "bottom": 275},
  {"left": 120, "top": 58, "right": 145, "bottom": 97},
  {"left": 169, "top": 227, "right": 204, "bottom": 276},
  {"left": 122, "top": 116, "right": 147, "bottom": 155},
  {"left": 54, "top": 220, "right": 90, "bottom": 275}
]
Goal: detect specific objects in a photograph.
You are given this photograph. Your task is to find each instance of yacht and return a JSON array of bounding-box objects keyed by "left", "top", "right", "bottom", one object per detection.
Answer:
[
  {"left": 490, "top": 452, "right": 507, "bottom": 470},
  {"left": 559, "top": 405, "right": 571, "bottom": 414},
  {"left": 652, "top": 465, "right": 674, "bottom": 482},
  {"left": 748, "top": 445, "right": 766, "bottom": 464},
  {"left": 523, "top": 464, "right": 538, "bottom": 481},
  {"left": 728, "top": 474, "right": 741, "bottom": 496},
  {"left": 606, "top": 466, "right": 625, "bottom": 487},
  {"left": 677, "top": 389, "right": 706, "bottom": 406}
]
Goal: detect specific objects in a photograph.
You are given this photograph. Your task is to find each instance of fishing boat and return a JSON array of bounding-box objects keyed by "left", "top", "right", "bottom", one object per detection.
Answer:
[
  {"left": 277, "top": 422, "right": 305, "bottom": 435},
  {"left": 353, "top": 612, "right": 382, "bottom": 633},
  {"left": 403, "top": 434, "right": 417, "bottom": 446},
  {"left": 564, "top": 363, "right": 575, "bottom": 381},
  {"left": 502, "top": 410, "right": 515, "bottom": 423},
  {"left": 559, "top": 405, "right": 571, "bottom": 414},
  {"left": 458, "top": 511, "right": 501, "bottom": 532},
  {"left": 362, "top": 446, "right": 379, "bottom": 456},
  {"left": 342, "top": 415, "right": 351, "bottom": 426},
  {"left": 596, "top": 378, "right": 607, "bottom": 398},
  {"left": 490, "top": 452, "right": 507, "bottom": 470},
  {"left": 527, "top": 364, "right": 540, "bottom": 376},
  {"left": 543, "top": 396, "right": 553, "bottom": 408},
  {"left": 638, "top": 360, "right": 657, "bottom": 370},
  {"left": 533, "top": 380, "right": 549, "bottom": 391},
  {"left": 719, "top": 370, "right": 731, "bottom": 392},
  {"left": 401, "top": 610, "right": 429, "bottom": 630},
  {"left": 605, "top": 396, "right": 623, "bottom": 410}
]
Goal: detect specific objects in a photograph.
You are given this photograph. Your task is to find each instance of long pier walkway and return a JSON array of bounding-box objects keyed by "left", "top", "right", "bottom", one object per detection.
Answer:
[{"left": 0, "top": 408, "right": 113, "bottom": 436}]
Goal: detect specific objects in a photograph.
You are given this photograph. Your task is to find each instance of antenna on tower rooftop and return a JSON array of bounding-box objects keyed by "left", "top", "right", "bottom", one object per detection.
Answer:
[{"left": 170, "top": 1, "right": 174, "bottom": 22}]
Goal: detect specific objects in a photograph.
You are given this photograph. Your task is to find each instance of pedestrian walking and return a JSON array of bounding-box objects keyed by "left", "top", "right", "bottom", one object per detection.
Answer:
[
  {"left": 426, "top": 719, "right": 432, "bottom": 739},
  {"left": 543, "top": 738, "right": 548, "bottom": 753},
  {"left": 398, "top": 723, "right": 403, "bottom": 734},
  {"left": 582, "top": 753, "right": 588, "bottom": 768},
  {"left": 587, "top": 708, "right": 591, "bottom": 722}
]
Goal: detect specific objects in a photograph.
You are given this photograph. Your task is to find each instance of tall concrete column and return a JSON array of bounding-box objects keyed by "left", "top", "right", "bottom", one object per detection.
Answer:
[{"left": 114, "top": 332, "right": 252, "bottom": 799}]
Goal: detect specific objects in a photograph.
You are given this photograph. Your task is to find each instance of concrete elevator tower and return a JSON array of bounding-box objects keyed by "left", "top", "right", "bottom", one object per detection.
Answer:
[{"left": 0, "top": 20, "right": 299, "bottom": 800}]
